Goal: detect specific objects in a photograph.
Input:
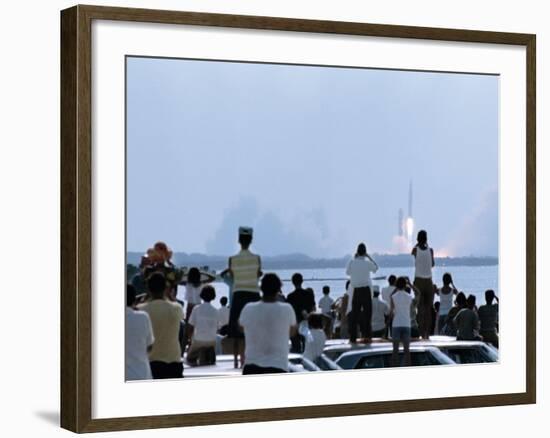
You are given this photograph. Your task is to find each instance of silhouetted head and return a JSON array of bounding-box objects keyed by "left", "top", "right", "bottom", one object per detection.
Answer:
[
  {"left": 154, "top": 241, "right": 168, "bottom": 252},
  {"left": 220, "top": 296, "right": 228, "bottom": 307},
  {"left": 485, "top": 289, "right": 496, "bottom": 304},
  {"left": 200, "top": 285, "right": 216, "bottom": 303},
  {"left": 395, "top": 276, "right": 407, "bottom": 290},
  {"left": 388, "top": 275, "right": 397, "bottom": 286},
  {"left": 467, "top": 294, "right": 476, "bottom": 309},
  {"left": 308, "top": 313, "right": 324, "bottom": 330},
  {"left": 356, "top": 243, "right": 367, "bottom": 256},
  {"left": 455, "top": 292, "right": 467, "bottom": 307},
  {"left": 238, "top": 226, "right": 253, "bottom": 249},
  {"left": 291, "top": 273, "right": 303, "bottom": 288},
  {"left": 322, "top": 285, "right": 330, "bottom": 295},
  {"left": 187, "top": 267, "right": 201, "bottom": 287},
  {"left": 127, "top": 284, "right": 137, "bottom": 307},
  {"left": 373, "top": 289, "right": 380, "bottom": 298},
  {"left": 148, "top": 272, "right": 166, "bottom": 299},
  {"left": 442, "top": 272, "right": 453, "bottom": 286},
  {"left": 261, "top": 273, "right": 282, "bottom": 299},
  {"left": 238, "top": 234, "right": 252, "bottom": 249},
  {"left": 417, "top": 230, "right": 428, "bottom": 246}
]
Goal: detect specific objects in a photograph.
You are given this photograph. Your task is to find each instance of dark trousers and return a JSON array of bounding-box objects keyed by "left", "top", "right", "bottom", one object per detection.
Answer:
[
  {"left": 186, "top": 342, "right": 216, "bottom": 366},
  {"left": 150, "top": 361, "right": 183, "bottom": 379},
  {"left": 242, "top": 364, "right": 286, "bottom": 375},
  {"left": 321, "top": 314, "right": 334, "bottom": 339},
  {"left": 228, "top": 291, "right": 260, "bottom": 338},
  {"left": 178, "top": 320, "right": 186, "bottom": 356},
  {"left": 385, "top": 315, "right": 393, "bottom": 338},
  {"left": 414, "top": 277, "right": 434, "bottom": 339},
  {"left": 290, "top": 333, "right": 305, "bottom": 353},
  {"left": 349, "top": 286, "right": 372, "bottom": 342}
]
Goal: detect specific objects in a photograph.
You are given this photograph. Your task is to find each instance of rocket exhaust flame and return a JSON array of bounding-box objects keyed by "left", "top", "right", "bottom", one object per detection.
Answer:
[
  {"left": 406, "top": 217, "right": 414, "bottom": 240},
  {"left": 406, "top": 217, "right": 414, "bottom": 249}
]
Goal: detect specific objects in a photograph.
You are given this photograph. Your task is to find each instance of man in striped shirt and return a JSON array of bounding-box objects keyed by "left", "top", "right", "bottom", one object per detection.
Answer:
[{"left": 227, "top": 226, "right": 262, "bottom": 367}]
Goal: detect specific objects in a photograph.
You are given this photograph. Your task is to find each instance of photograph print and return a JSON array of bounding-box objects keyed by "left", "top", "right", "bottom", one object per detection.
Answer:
[{"left": 124, "top": 56, "right": 500, "bottom": 381}]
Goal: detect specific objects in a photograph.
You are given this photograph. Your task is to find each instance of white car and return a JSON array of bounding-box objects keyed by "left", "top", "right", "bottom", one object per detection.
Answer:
[
  {"left": 412, "top": 336, "right": 499, "bottom": 364},
  {"left": 324, "top": 336, "right": 498, "bottom": 365}
]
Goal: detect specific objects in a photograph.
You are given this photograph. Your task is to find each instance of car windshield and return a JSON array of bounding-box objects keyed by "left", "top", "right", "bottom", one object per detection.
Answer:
[
  {"left": 362, "top": 352, "right": 442, "bottom": 368},
  {"left": 443, "top": 347, "right": 492, "bottom": 364},
  {"left": 324, "top": 350, "right": 344, "bottom": 361}
]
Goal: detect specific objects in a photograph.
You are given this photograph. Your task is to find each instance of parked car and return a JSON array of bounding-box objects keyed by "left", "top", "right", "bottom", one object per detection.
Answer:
[
  {"left": 324, "top": 336, "right": 498, "bottom": 365},
  {"left": 413, "top": 337, "right": 498, "bottom": 364},
  {"left": 334, "top": 345, "right": 456, "bottom": 370}
]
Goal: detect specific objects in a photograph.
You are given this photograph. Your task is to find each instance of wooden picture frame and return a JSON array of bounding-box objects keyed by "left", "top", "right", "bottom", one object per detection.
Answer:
[{"left": 60, "top": 4, "right": 536, "bottom": 433}]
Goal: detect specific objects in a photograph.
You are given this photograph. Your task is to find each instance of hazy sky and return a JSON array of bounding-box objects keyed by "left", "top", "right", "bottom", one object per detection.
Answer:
[{"left": 126, "top": 57, "right": 498, "bottom": 257}]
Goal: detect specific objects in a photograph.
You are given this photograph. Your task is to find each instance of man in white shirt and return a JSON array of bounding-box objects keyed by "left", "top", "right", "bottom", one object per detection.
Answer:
[
  {"left": 371, "top": 287, "right": 390, "bottom": 338},
  {"left": 389, "top": 277, "right": 419, "bottom": 367},
  {"left": 345, "top": 243, "right": 378, "bottom": 343},
  {"left": 187, "top": 286, "right": 219, "bottom": 366},
  {"left": 239, "top": 273, "right": 297, "bottom": 374},
  {"left": 125, "top": 284, "right": 154, "bottom": 380}
]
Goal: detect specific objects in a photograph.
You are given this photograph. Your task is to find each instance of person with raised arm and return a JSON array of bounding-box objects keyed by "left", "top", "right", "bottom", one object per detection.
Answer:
[
  {"left": 436, "top": 273, "right": 458, "bottom": 334},
  {"left": 411, "top": 230, "right": 435, "bottom": 339},
  {"left": 389, "top": 277, "right": 418, "bottom": 367},
  {"left": 346, "top": 243, "right": 378, "bottom": 343}
]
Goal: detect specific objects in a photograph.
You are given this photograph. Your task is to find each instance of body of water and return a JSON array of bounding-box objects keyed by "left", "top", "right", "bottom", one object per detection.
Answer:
[{"left": 177, "top": 265, "right": 499, "bottom": 308}]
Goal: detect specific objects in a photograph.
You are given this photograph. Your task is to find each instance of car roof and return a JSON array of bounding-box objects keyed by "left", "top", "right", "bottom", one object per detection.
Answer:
[
  {"left": 413, "top": 340, "right": 490, "bottom": 348},
  {"left": 324, "top": 340, "right": 401, "bottom": 354},
  {"left": 337, "top": 345, "right": 443, "bottom": 359},
  {"left": 210, "top": 353, "right": 304, "bottom": 362},
  {"left": 324, "top": 337, "right": 491, "bottom": 354}
]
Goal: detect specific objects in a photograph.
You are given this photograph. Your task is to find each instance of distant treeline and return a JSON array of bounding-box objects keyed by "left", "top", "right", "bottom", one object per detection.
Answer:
[{"left": 126, "top": 251, "right": 498, "bottom": 272}]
